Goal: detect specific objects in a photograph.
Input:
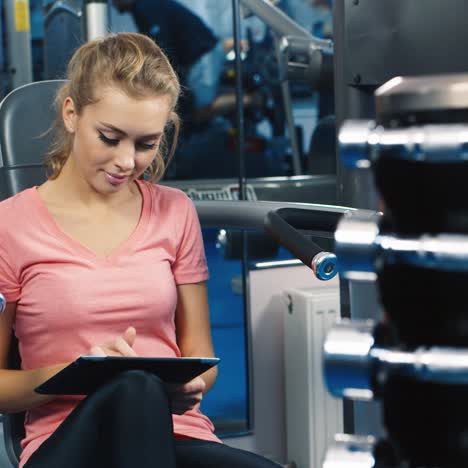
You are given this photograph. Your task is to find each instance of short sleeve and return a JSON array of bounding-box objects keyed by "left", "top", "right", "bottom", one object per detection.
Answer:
[
  {"left": 172, "top": 196, "right": 209, "bottom": 285},
  {"left": 0, "top": 234, "right": 21, "bottom": 302}
]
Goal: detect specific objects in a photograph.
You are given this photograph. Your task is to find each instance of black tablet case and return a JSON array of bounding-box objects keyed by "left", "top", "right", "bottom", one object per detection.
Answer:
[{"left": 35, "top": 356, "right": 220, "bottom": 395}]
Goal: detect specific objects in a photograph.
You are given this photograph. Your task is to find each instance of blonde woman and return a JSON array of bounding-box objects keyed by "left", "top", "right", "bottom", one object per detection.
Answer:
[{"left": 0, "top": 33, "right": 280, "bottom": 468}]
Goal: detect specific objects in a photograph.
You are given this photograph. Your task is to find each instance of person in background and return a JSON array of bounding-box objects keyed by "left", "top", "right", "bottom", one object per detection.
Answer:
[
  {"left": 0, "top": 32, "right": 281, "bottom": 468},
  {"left": 112, "top": 0, "right": 267, "bottom": 124},
  {"left": 112, "top": 0, "right": 218, "bottom": 131},
  {"left": 112, "top": 0, "right": 268, "bottom": 179}
]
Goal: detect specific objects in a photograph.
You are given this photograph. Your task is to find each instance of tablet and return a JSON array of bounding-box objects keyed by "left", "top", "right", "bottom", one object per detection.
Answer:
[{"left": 35, "top": 356, "right": 220, "bottom": 395}]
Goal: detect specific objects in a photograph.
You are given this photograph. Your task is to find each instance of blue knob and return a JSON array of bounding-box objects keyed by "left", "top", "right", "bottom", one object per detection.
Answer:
[{"left": 312, "top": 252, "right": 338, "bottom": 281}]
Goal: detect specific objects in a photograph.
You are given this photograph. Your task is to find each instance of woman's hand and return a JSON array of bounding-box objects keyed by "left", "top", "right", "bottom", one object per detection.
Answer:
[
  {"left": 166, "top": 376, "right": 206, "bottom": 415},
  {"left": 88, "top": 327, "right": 138, "bottom": 357}
]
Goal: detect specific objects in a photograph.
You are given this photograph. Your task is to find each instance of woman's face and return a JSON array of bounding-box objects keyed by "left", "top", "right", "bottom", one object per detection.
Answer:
[{"left": 62, "top": 86, "right": 172, "bottom": 195}]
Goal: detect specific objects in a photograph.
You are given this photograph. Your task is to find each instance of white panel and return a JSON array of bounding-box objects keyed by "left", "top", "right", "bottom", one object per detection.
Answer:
[
  {"left": 283, "top": 288, "right": 343, "bottom": 468},
  {"left": 238, "top": 265, "right": 339, "bottom": 464}
]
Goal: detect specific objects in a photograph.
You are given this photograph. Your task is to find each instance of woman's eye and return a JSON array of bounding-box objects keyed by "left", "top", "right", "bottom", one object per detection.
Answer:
[
  {"left": 136, "top": 142, "right": 157, "bottom": 151},
  {"left": 98, "top": 131, "right": 119, "bottom": 146}
]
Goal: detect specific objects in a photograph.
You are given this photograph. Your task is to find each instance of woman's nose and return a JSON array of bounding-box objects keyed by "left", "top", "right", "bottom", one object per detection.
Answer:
[{"left": 114, "top": 143, "right": 136, "bottom": 172}]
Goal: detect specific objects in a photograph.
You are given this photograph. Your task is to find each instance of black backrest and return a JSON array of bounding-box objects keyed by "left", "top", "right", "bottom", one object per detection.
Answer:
[
  {"left": 0, "top": 80, "right": 65, "bottom": 467},
  {"left": 0, "top": 80, "right": 65, "bottom": 200}
]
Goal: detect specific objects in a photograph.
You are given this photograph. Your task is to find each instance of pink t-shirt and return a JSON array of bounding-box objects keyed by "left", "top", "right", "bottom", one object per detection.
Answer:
[{"left": 0, "top": 180, "right": 220, "bottom": 467}]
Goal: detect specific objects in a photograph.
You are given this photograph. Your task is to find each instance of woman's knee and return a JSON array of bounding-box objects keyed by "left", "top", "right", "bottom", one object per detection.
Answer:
[{"left": 101, "top": 370, "right": 169, "bottom": 407}]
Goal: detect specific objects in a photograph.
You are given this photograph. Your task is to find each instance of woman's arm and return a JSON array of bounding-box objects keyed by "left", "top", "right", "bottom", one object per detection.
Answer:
[
  {"left": 0, "top": 302, "right": 69, "bottom": 413},
  {"left": 175, "top": 282, "right": 218, "bottom": 393},
  {"left": 0, "top": 303, "right": 138, "bottom": 413}
]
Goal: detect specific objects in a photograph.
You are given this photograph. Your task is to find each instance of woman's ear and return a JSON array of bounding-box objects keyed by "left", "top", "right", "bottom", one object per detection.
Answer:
[{"left": 62, "top": 96, "right": 77, "bottom": 134}]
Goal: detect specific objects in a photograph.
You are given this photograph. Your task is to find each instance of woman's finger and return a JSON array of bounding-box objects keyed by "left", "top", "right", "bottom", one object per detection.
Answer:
[
  {"left": 186, "top": 377, "right": 206, "bottom": 394},
  {"left": 123, "top": 327, "right": 136, "bottom": 347},
  {"left": 113, "top": 336, "right": 138, "bottom": 357},
  {"left": 89, "top": 345, "right": 106, "bottom": 357}
]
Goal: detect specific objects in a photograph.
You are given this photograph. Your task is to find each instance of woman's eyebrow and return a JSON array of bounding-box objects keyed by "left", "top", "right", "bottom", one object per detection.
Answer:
[{"left": 99, "top": 122, "right": 162, "bottom": 139}]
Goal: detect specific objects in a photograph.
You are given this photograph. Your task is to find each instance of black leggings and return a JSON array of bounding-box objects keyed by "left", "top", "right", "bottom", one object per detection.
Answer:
[{"left": 24, "top": 370, "right": 281, "bottom": 468}]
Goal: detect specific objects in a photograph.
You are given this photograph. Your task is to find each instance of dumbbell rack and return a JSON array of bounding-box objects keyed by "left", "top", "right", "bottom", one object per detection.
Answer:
[{"left": 323, "top": 73, "right": 468, "bottom": 467}]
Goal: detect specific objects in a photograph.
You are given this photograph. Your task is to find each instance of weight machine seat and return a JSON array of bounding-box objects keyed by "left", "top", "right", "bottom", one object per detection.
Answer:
[
  {"left": 0, "top": 80, "right": 64, "bottom": 200},
  {"left": 0, "top": 80, "right": 65, "bottom": 467}
]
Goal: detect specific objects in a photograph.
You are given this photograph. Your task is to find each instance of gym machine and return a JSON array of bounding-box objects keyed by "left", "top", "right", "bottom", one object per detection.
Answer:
[
  {"left": 4, "top": 0, "right": 109, "bottom": 88},
  {"left": 240, "top": 0, "right": 334, "bottom": 175},
  {"left": 45, "top": 0, "right": 108, "bottom": 41},
  {"left": 227, "top": 2, "right": 468, "bottom": 462},
  {"left": 323, "top": 72, "right": 468, "bottom": 467},
  {"left": 329, "top": 0, "right": 468, "bottom": 439},
  {"left": 198, "top": 199, "right": 346, "bottom": 281},
  {"left": 43, "top": 0, "right": 81, "bottom": 79}
]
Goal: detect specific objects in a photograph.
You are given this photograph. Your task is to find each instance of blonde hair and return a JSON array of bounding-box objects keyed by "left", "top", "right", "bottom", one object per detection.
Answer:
[{"left": 45, "top": 32, "right": 181, "bottom": 182}]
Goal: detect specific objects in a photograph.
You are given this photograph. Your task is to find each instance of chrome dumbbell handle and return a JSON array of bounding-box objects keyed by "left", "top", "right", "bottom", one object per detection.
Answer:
[
  {"left": 379, "top": 234, "right": 468, "bottom": 271},
  {"left": 339, "top": 120, "right": 468, "bottom": 168},
  {"left": 366, "top": 345, "right": 468, "bottom": 387},
  {"left": 335, "top": 211, "right": 468, "bottom": 277},
  {"left": 324, "top": 320, "right": 468, "bottom": 400},
  {"left": 323, "top": 320, "right": 376, "bottom": 400},
  {"left": 334, "top": 211, "right": 381, "bottom": 280}
]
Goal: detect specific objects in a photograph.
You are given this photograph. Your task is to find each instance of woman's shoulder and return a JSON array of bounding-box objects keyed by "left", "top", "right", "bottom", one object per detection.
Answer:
[
  {"left": 0, "top": 188, "right": 36, "bottom": 239},
  {"left": 139, "top": 180, "right": 192, "bottom": 208},
  {"left": 0, "top": 187, "right": 35, "bottom": 215}
]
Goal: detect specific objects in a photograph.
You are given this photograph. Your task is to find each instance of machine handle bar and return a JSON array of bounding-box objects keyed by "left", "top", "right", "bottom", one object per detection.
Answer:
[{"left": 264, "top": 208, "right": 341, "bottom": 280}]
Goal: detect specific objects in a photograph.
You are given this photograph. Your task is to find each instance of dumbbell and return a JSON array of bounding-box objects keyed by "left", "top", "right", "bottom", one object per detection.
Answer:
[
  {"left": 324, "top": 319, "right": 468, "bottom": 400},
  {"left": 335, "top": 210, "right": 468, "bottom": 278}
]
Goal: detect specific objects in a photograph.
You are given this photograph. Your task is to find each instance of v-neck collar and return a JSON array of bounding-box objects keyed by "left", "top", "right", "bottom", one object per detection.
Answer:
[{"left": 29, "top": 179, "right": 152, "bottom": 265}]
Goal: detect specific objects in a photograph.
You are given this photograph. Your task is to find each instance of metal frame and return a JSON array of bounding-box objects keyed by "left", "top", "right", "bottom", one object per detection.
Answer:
[{"left": 4, "top": 0, "right": 33, "bottom": 90}]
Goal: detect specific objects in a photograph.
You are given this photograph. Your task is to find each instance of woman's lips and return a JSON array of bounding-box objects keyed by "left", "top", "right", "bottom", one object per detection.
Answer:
[{"left": 104, "top": 171, "right": 129, "bottom": 185}]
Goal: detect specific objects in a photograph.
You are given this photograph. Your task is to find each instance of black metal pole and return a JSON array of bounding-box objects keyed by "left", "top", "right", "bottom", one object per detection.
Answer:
[
  {"left": 232, "top": 0, "right": 247, "bottom": 201},
  {"left": 232, "top": 0, "right": 253, "bottom": 433}
]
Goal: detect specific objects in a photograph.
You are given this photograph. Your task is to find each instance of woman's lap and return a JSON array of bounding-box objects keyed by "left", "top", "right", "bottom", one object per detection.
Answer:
[{"left": 24, "top": 371, "right": 281, "bottom": 468}]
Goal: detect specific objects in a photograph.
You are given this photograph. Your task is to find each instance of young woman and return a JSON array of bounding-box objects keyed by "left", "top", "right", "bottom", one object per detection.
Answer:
[{"left": 0, "top": 33, "right": 280, "bottom": 468}]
